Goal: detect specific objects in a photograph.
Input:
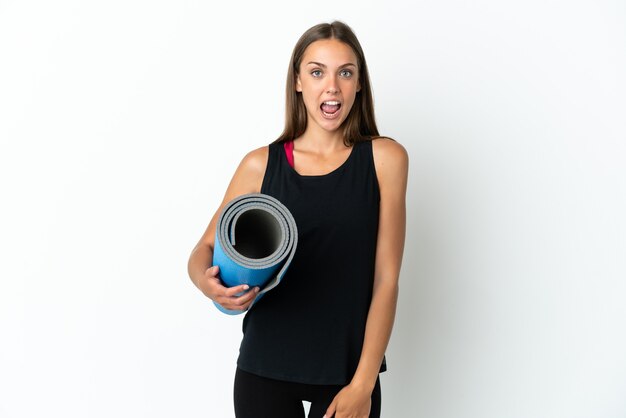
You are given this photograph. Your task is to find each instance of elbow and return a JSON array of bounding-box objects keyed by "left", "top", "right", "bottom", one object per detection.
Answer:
[
  {"left": 188, "top": 241, "right": 213, "bottom": 271},
  {"left": 373, "top": 275, "right": 399, "bottom": 296}
]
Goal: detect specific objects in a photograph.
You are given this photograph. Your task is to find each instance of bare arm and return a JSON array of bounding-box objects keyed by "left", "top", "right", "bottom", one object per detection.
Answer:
[{"left": 187, "top": 145, "right": 269, "bottom": 310}]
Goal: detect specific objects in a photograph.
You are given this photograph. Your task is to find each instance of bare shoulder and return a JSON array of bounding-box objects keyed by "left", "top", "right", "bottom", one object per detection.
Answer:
[
  {"left": 371, "top": 136, "right": 409, "bottom": 183},
  {"left": 221, "top": 144, "right": 269, "bottom": 199},
  {"left": 239, "top": 145, "right": 269, "bottom": 177}
]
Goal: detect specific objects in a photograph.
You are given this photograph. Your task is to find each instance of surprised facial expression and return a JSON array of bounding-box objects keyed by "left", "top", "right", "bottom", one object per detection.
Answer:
[{"left": 296, "top": 39, "right": 361, "bottom": 132}]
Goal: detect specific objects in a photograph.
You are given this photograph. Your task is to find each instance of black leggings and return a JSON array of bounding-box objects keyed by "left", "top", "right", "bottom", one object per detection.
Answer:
[{"left": 233, "top": 367, "right": 381, "bottom": 418}]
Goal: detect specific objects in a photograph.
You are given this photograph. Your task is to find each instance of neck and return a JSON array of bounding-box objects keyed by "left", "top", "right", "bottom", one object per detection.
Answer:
[{"left": 295, "top": 123, "right": 348, "bottom": 154}]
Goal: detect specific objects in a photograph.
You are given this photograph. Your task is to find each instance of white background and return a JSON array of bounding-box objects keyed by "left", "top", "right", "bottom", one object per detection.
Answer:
[{"left": 1, "top": 1, "right": 625, "bottom": 417}]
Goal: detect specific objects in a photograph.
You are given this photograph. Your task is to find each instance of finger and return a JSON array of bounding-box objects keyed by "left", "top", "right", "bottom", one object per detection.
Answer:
[
  {"left": 225, "top": 287, "right": 260, "bottom": 311},
  {"left": 234, "top": 287, "right": 260, "bottom": 304},
  {"left": 216, "top": 285, "right": 249, "bottom": 309},
  {"left": 219, "top": 301, "right": 246, "bottom": 311},
  {"left": 240, "top": 288, "right": 261, "bottom": 309},
  {"left": 224, "top": 284, "right": 251, "bottom": 297},
  {"left": 223, "top": 289, "right": 257, "bottom": 311},
  {"left": 221, "top": 298, "right": 253, "bottom": 312}
]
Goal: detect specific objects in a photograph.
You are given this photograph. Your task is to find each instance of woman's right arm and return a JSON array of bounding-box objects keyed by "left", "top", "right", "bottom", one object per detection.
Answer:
[{"left": 187, "top": 145, "right": 269, "bottom": 312}]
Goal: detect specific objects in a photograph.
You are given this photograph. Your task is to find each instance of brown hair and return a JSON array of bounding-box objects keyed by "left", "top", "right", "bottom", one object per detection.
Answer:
[{"left": 273, "top": 20, "right": 381, "bottom": 147}]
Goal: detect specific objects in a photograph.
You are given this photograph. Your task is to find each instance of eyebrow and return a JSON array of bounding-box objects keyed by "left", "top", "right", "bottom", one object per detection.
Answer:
[{"left": 306, "top": 61, "right": 357, "bottom": 68}]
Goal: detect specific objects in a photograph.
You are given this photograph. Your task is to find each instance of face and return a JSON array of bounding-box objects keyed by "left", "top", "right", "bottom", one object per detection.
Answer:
[{"left": 296, "top": 38, "right": 361, "bottom": 133}]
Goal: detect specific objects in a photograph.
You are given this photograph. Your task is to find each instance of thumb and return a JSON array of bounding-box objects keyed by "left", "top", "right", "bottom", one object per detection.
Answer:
[
  {"left": 323, "top": 401, "right": 336, "bottom": 418},
  {"left": 206, "top": 265, "right": 219, "bottom": 276}
]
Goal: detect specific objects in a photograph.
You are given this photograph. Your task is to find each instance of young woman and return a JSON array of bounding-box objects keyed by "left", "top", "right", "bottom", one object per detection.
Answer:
[{"left": 188, "top": 20, "right": 408, "bottom": 418}]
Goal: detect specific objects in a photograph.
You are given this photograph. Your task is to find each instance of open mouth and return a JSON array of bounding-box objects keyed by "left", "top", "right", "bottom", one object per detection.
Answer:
[{"left": 320, "top": 100, "right": 342, "bottom": 117}]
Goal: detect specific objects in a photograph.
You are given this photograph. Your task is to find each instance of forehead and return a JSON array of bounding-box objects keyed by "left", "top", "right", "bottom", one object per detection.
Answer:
[{"left": 301, "top": 39, "right": 357, "bottom": 66}]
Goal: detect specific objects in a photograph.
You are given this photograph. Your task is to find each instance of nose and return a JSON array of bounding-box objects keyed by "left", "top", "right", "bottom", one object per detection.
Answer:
[{"left": 326, "top": 74, "right": 339, "bottom": 94}]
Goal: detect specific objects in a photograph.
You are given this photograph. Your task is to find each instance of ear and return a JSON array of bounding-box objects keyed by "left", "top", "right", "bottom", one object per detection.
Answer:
[
  {"left": 357, "top": 79, "right": 361, "bottom": 92},
  {"left": 296, "top": 74, "right": 302, "bottom": 92}
]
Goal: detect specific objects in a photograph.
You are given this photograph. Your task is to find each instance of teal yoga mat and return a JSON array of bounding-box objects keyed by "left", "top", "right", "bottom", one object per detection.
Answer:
[{"left": 212, "top": 193, "right": 298, "bottom": 315}]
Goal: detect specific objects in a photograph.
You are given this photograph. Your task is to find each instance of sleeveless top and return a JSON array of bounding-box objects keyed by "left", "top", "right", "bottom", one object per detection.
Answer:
[{"left": 235, "top": 139, "right": 387, "bottom": 385}]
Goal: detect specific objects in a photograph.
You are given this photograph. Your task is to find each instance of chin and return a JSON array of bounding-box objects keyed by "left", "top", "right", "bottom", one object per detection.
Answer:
[{"left": 319, "top": 118, "right": 345, "bottom": 131}]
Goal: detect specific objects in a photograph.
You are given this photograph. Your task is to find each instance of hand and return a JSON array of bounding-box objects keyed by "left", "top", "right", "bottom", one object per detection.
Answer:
[
  {"left": 198, "top": 265, "right": 260, "bottom": 312},
  {"left": 323, "top": 382, "right": 372, "bottom": 418}
]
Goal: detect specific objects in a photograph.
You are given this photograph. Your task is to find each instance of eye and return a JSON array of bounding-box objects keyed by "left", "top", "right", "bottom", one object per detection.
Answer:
[
  {"left": 340, "top": 69, "right": 353, "bottom": 77},
  {"left": 311, "top": 70, "right": 322, "bottom": 78}
]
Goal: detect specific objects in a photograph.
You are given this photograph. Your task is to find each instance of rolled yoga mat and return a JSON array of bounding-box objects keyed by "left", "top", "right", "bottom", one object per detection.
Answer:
[{"left": 212, "top": 193, "right": 298, "bottom": 315}]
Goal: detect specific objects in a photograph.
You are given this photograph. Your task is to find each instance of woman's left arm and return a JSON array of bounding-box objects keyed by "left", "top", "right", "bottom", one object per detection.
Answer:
[{"left": 325, "top": 138, "right": 409, "bottom": 418}]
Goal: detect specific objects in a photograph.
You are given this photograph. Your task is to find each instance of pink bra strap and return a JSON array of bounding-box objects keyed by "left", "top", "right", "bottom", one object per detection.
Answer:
[{"left": 283, "top": 140, "right": 295, "bottom": 168}]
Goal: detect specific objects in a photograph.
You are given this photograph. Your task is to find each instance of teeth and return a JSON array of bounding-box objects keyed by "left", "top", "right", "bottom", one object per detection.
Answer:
[{"left": 323, "top": 101, "right": 340, "bottom": 105}]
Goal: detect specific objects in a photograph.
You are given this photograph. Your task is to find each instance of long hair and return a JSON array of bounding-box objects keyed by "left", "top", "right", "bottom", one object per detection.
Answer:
[{"left": 273, "top": 21, "right": 380, "bottom": 147}]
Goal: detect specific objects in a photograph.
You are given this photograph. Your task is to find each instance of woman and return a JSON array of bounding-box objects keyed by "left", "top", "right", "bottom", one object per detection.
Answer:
[{"left": 188, "top": 20, "right": 408, "bottom": 418}]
